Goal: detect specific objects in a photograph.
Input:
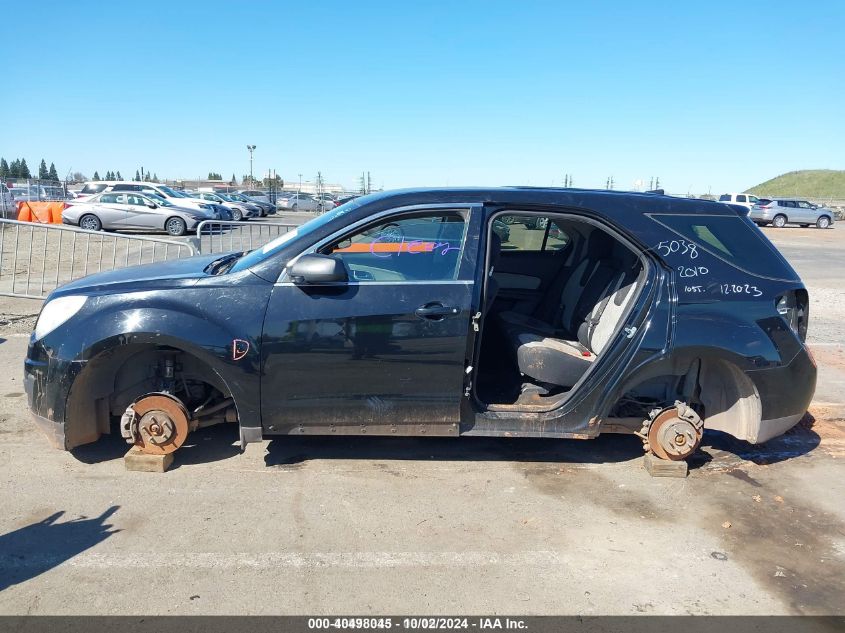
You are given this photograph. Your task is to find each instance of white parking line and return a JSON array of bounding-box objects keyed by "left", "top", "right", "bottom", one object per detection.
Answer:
[{"left": 2, "top": 551, "right": 575, "bottom": 569}]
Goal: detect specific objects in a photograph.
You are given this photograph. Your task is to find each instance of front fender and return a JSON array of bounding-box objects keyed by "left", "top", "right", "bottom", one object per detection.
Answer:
[{"left": 26, "top": 282, "right": 272, "bottom": 449}]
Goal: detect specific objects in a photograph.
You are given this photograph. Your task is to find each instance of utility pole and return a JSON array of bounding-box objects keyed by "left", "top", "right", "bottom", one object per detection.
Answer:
[
  {"left": 655, "top": 176, "right": 660, "bottom": 190},
  {"left": 246, "top": 145, "right": 256, "bottom": 186},
  {"left": 298, "top": 173, "right": 302, "bottom": 194},
  {"left": 367, "top": 171, "right": 371, "bottom": 194}
]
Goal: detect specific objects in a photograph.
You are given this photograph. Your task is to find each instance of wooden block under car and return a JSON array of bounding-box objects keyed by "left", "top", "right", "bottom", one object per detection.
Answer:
[
  {"left": 643, "top": 453, "right": 688, "bottom": 478},
  {"left": 124, "top": 446, "right": 174, "bottom": 473}
]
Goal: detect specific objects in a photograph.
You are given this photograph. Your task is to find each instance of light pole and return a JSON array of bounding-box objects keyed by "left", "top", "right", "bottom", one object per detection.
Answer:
[
  {"left": 298, "top": 173, "right": 302, "bottom": 195},
  {"left": 246, "top": 145, "right": 256, "bottom": 186}
]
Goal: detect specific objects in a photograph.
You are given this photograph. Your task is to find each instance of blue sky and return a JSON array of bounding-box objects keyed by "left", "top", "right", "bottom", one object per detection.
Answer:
[{"left": 3, "top": 0, "right": 843, "bottom": 193}]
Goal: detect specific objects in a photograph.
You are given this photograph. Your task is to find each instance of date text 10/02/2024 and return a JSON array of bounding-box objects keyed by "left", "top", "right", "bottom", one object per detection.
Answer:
[{"left": 307, "top": 617, "right": 528, "bottom": 630}]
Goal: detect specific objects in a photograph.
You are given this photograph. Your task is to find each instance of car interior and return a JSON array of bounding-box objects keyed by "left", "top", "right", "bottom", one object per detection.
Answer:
[{"left": 475, "top": 213, "right": 645, "bottom": 410}]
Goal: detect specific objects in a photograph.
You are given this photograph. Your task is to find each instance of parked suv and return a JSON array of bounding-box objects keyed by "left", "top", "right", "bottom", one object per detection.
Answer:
[
  {"left": 750, "top": 199, "right": 835, "bottom": 229},
  {"left": 718, "top": 193, "right": 762, "bottom": 210},
  {"left": 25, "top": 188, "right": 815, "bottom": 473}
]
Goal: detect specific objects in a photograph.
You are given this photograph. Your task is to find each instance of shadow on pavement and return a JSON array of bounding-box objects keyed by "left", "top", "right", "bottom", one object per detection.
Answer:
[
  {"left": 265, "top": 432, "right": 645, "bottom": 468},
  {"left": 0, "top": 506, "right": 119, "bottom": 592},
  {"left": 701, "top": 411, "right": 821, "bottom": 466},
  {"left": 70, "top": 414, "right": 821, "bottom": 470}
]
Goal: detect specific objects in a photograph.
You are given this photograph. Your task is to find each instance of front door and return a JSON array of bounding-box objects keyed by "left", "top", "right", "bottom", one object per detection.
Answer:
[
  {"left": 118, "top": 194, "right": 160, "bottom": 229},
  {"left": 260, "top": 206, "right": 480, "bottom": 436}
]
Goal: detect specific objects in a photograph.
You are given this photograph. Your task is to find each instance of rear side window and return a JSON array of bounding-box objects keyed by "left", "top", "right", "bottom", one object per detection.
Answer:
[
  {"left": 650, "top": 214, "right": 799, "bottom": 281},
  {"left": 718, "top": 194, "right": 731, "bottom": 202},
  {"left": 736, "top": 195, "right": 746, "bottom": 203},
  {"left": 495, "top": 215, "right": 570, "bottom": 252}
]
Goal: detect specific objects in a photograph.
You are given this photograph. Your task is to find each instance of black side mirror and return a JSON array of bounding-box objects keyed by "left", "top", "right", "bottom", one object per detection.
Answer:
[
  {"left": 146, "top": 202, "right": 157, "bottom": 209},
  {"left": 289, "top": 254, "right": 348, "bottom": 284}
]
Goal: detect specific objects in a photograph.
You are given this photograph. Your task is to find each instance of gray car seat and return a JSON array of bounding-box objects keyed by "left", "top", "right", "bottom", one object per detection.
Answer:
[{"left": 514, "top": 264, "right": 640, "bottom": 387}]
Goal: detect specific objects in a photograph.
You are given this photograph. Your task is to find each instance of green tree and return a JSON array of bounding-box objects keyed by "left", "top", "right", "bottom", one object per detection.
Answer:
[
  {"left": 48, "top": 163, "right": 59, "bottom": 181},
  {"left": 0, "top": 158, "right": 8, "bottom": 179},
  {"left": 38, "top": 159, "right": 49, "bottom": 180},
  {"left": 116, "top": 171, "right": 122, "bottom": 180},
  {"left": 135, "top": 170, "right": 141, "bottom": 181},
  {"left": 10, "top": 159, "right": 21, "bottom": 178},
  {"left": 231, "top": 173, "right": 237, "bottom": 185},
  {"left": 152, "top": 173, "right": 158, "bottom": 182},
  {"left": 93, "top": 171, "right": 101, "bottom": 181},
  {"left": 19, "top": 159, "right": 31, "bottom": 178}
]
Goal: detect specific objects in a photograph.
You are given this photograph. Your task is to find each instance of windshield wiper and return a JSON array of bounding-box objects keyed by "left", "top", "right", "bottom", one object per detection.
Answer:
[{"left": 205, "top": 253, "right": 242, "bottom": 275}]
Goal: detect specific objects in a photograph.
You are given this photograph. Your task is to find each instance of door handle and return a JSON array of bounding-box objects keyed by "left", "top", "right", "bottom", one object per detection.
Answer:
[{"left": 415, "top": 303, "right": 460, "bottom": 319}]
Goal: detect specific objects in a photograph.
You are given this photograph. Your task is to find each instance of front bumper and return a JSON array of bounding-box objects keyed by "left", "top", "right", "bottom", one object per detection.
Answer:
[{"left": 24, "top": 339, "right": 87, "bottom": 451}]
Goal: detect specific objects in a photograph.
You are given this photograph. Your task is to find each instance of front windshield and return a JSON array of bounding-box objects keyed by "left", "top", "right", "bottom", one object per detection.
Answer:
[
  {"left": 146, "top": 193, "right": 173, "bottom": 206},
  {"left": 158, "top": 185, "right": 185, "bottom": 198},
  {"left": 217, "top": 193, "right": 234, "bottom": 201},
  {"left": 228, "top": 200, "right": 360, "bottom": 274}
]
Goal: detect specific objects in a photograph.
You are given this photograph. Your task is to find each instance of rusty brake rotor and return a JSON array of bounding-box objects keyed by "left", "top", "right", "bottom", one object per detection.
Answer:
[
  {"left": 647, "top": 405, "right": 703, "bottom": 461},
  {"left": 130, "top": 394, "right": 190, "bottom": 455}
]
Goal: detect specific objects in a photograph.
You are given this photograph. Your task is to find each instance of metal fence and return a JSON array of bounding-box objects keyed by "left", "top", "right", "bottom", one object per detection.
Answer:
[
  {"left": 2, "top": 178, "right": 73, "bottom": 219},
  {"left": 192, "top": 220, "right": 296, "bottom": 254},
  {"left": 0, "top": 219, "right": 197, "bottom": 299}
]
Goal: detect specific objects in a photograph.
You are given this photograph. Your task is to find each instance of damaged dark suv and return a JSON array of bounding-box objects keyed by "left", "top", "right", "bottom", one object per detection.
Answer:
[{"left": 24, "top": 188, "right": 816, "bottom": 468}]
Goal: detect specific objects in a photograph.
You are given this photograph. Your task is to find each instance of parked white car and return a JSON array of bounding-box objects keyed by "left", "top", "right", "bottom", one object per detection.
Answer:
[{"left": 718, "top": 193, "right": 763, "bottom": 210}]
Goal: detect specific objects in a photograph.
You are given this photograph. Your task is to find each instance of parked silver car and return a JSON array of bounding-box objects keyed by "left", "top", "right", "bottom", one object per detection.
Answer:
[
  {"left": 191, "top": 191, "right": 257, "bottom": 221},
  {"left": 238, "top": 189, "right": 272, "bottom": 205},
  {"left": 278, "top": 192, "right": 332, "bottom": 212},
  {"left": 227, "top": 192, "right": 274, "bottom": 216},
  {"left": 62, "top": 192, "right": 212, "bottom": 236},
  {"left": 750, "top": 199, "right": 835, "bottom": 229}
]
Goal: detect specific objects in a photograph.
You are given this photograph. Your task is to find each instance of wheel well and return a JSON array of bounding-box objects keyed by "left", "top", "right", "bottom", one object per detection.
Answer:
[
  {"left": 607, "top": 357, "right": 762, "bottom": 441},
  {"left": 64, "top": 344, "right": 236, "bottom": 449}
]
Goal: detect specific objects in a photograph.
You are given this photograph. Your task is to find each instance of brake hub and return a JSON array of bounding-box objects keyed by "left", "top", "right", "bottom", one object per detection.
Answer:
[
  {"left": 642, "top": 401, "right": 703, "bottom": 461},
  {"left": 121, "top": 394, "right": 190, "bottom": 455}
]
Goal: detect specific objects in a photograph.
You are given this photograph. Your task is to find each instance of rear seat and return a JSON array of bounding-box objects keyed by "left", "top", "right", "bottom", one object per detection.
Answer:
[
  {"left": 497, "top": 230, "right": 616, "bottom": 340},
  {"left": 514, "top": 262, "right": 640, "bottom": 387}
]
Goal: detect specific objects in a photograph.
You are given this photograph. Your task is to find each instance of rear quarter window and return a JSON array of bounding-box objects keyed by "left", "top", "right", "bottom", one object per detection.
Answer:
[{"left": 650, "top": 213, "right": 799, "bottom": 281}]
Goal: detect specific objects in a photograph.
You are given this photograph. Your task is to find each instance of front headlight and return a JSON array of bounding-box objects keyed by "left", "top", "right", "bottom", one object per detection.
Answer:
[{"left": 34, "top": 295, "right": 87, "bottom": 340}]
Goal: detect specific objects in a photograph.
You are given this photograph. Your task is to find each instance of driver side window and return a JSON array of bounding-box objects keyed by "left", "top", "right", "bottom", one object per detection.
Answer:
[{"left": 322, "top": 211, "right": 468, "bottom": 282}]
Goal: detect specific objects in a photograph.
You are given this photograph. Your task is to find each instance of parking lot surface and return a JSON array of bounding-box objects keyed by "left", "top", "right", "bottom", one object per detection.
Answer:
[{"left": 0, "top": 226, "right": 843, "bottom": 615}]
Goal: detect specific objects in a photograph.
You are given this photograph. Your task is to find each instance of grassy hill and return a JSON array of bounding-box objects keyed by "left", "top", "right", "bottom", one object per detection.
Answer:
[{"left": 746, "top": 170, "right": 845, "bottom": 198}]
